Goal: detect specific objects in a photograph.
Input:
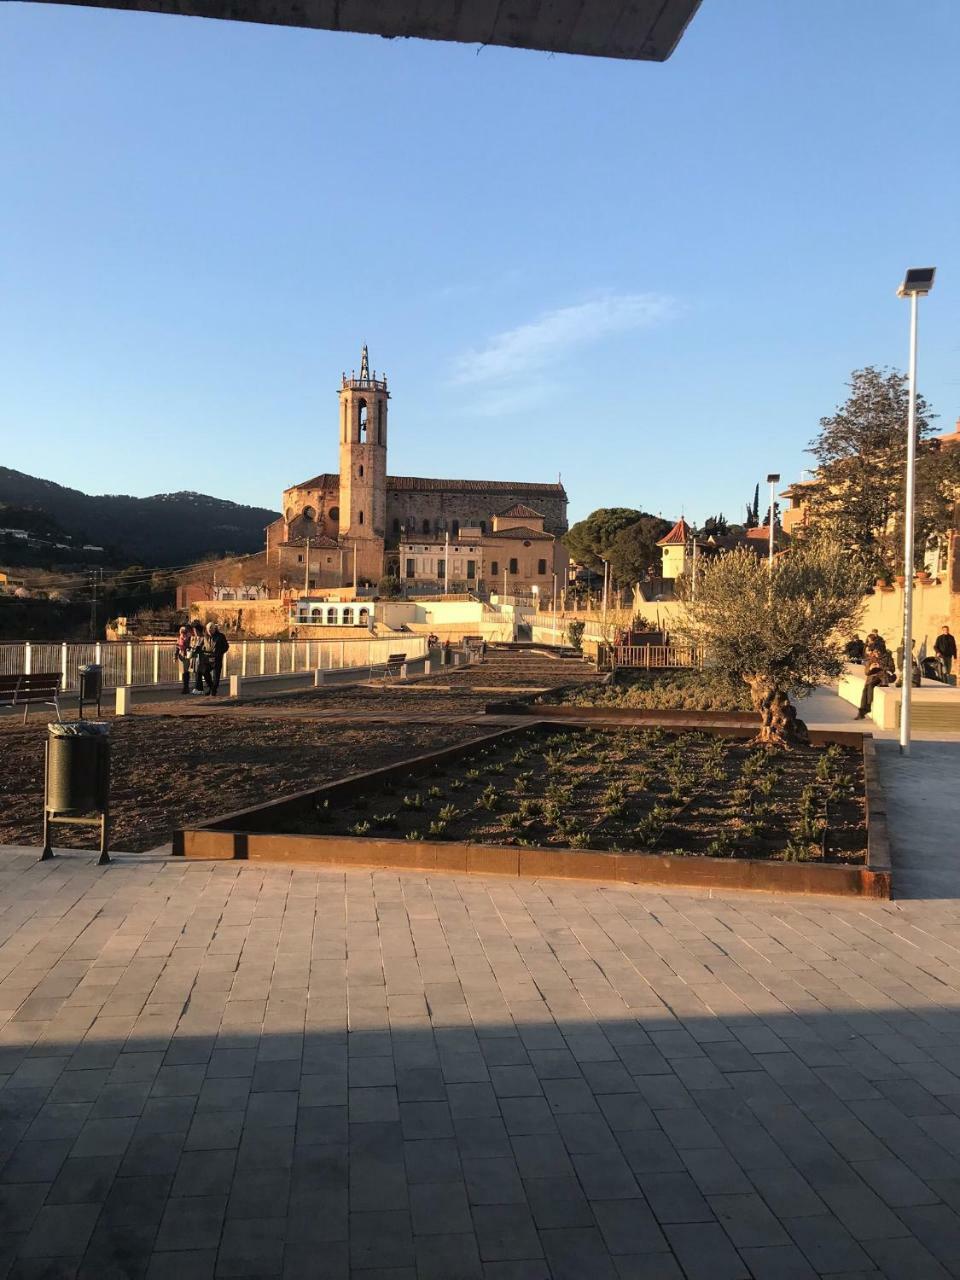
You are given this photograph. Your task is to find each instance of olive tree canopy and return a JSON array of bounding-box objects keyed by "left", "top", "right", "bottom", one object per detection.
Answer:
[{"left": 675, "top": 544, "right": 868, "bottom": 746}]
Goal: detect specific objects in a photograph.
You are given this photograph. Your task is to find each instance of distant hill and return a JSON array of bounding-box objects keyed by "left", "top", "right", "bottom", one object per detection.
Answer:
[{"left": 0, "top": 468, "right": 279, "bottom": 566}]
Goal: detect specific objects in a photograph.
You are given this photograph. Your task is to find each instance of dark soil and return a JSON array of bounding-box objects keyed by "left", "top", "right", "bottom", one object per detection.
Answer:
[
  {"left": 280, "top": 727, "right": 867, "bottom": 864},
  {"left": 0, "top": 717, "right": 483, "bottom": 853}
]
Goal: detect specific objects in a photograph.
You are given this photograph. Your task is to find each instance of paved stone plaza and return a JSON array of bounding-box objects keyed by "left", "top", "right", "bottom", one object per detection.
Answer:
[{"left": 2, "top": 847, "right": 960, "bottom": 1278}]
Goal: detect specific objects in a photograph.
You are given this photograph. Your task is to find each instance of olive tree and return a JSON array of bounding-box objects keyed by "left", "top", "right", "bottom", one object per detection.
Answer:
[{"left": 675, "top": 545, "right": 867, "bottom": 747}]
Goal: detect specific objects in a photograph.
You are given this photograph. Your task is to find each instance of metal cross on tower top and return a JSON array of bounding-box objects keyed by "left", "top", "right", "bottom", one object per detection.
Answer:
[{"left": 359, "top": 345, "right": 370, "bottom": 383}]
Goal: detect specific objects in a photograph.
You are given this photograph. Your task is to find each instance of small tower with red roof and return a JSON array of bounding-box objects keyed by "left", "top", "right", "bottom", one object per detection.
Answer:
[{"left": 657, "top": 516, "right": 694, "bottom": 581}]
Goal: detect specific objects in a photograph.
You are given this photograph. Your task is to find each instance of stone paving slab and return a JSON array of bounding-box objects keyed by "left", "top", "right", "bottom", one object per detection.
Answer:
[{"left": 1, "top": 846, "right": 960, "bottom": 1278}]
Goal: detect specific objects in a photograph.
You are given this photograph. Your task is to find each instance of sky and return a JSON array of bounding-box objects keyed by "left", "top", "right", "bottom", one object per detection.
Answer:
[{"left": 1, "top": 0, "right": 958, "bottom": 528}]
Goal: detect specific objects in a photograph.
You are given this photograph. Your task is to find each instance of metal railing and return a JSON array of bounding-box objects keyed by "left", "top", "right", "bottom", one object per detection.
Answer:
[
  {"left": 612, "top": 644, "right": 703, "bottom": 670},
  {"left": 2, "top": 636, "right": 430, "bottom": 691}
]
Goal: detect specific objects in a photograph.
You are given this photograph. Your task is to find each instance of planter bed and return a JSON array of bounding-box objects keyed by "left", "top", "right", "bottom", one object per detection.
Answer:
[{"left": 175, "top": 723, "right": 891, "bottom": 898}]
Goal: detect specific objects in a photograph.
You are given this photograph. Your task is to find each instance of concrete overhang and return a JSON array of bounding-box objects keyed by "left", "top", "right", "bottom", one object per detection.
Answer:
[{"left": 28, "top": 0, "right": 702, "bottom": 60}]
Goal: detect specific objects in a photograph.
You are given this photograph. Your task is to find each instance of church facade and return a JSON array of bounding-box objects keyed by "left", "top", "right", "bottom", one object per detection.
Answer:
[{"left": 265, "top": 347, "right": 568, "bottom": 586}]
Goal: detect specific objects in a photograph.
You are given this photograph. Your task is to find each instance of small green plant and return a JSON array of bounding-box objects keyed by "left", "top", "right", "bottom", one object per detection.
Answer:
[
  {"left": 437, "top": 803, "right": 459, "bottom": 822},
  {"left": 634, "top": 819, "right": 665, "bottom": 849},
  {"left": 450, "top": 778, "right": 465, "bottom": 791},
  {"left": 372, "top": 812, "right": 398, "bottom": 831},
  {"left": 427, "top": 819, "right": 447, "bottom": 838},
  {"left": 490, "top": 762, "right": 505, "bottom": 775},
  {"left": 518, "top": 799, "right": 542, "bottom": 820},
  {"left": 405, "top": 829, "right": 422, "bottom": 841},
  {"left": 466, "top": 769, "right": 482, "bottom": 782},
  {"left": 427, "top": 785, "right": 442, "bottom": 800},
  {"left": 513, "top": 775, "right": 530, "bottom": 796},
  {"left": 705, "top": 832, "right": 734, "bottom": 857},
  {"left": 402, "top": 793, "right": 423, "bottom": 811},
  {"left": 350, "top": 820, "right": 372, "bottom": 836},
  {"left": 569, "top": 830, "right": 592, "bottom": 849},
  {"left": 476, "top": 785, "right": 499, "bottom": 811},
  {"left": 501, "top": 811, "right": 522, "bottom": 830}
]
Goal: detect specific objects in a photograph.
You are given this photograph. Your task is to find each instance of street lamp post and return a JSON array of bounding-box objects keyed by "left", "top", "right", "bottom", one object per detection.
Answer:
[
  {"left": 766, "top": 474, "right": 780, "bottom": 572},
  {"left": 897, "top": 267, "right": 937, "bottom": 756}
]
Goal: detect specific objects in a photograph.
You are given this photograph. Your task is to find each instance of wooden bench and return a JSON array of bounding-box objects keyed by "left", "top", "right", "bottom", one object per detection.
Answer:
[{"left": 0, "top": 673, "right": 63, "bottom": 723}]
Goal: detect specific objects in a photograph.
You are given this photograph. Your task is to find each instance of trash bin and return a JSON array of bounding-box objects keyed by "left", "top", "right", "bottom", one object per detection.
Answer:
[
  {"left": 78, "top": 663, "right": 103, "bottom": 718},
  {"left": 46, "top": 722, "right": 110, "bottom": 816}
]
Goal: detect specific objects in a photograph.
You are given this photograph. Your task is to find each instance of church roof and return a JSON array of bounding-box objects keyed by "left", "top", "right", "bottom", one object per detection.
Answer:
[
  {"left": 486, "top": 525, "right": 554, "bottom": 541},
  {"left": 284, "top": 473, "right": 339, "bottom": 493},
  {"left": 387, "top": 476, "right": 566, "bottom": 495},
  {"left": 497, "top": 503, "right": 544, "bottom": 520},
  {"left": 657, "top": 517, "right": 692, "bottom": 546}
]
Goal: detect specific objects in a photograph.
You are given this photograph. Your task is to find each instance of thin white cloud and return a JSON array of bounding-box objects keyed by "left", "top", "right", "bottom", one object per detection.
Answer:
[{"left": 452, "top": 293, "right": 677, "bottom": 387}]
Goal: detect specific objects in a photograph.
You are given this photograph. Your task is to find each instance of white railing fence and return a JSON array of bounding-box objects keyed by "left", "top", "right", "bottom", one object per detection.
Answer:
[{"left": 3, "top": 637, "right": 430, "bottom": 692}]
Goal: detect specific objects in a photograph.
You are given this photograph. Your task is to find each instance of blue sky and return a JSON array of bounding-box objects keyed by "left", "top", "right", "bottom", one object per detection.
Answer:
[{"left": 2, "top": 0, "right": 958, "bottom": 527}]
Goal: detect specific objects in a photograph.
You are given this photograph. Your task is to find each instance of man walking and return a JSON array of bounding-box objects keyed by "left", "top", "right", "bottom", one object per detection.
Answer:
[
  {"left": 934, "top": 626, "right": 957, "bottom": 681},
  {"left": 202, "top": 622, "right": 230, "bottom": 695}
]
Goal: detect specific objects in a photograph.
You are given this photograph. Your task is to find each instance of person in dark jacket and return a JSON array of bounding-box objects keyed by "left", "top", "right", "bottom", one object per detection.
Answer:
[
  {"left": 856, "top": 649, "right": 889, "bottom": 719},
  {"left": 845, "top": 635, "right": 865, "bottom": 663},
  {"left": 202, "top": 622, "right": 230, "bottom": 695},
  {"left": 934, "top": 626, "right": 957, "bottom": 679},
  {"left": 189, "top": 621, "right": 207, "bottom": 694}
]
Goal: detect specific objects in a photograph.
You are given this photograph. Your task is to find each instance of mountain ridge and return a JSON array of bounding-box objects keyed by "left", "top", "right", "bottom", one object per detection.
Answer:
[{"left": 0, "top": 467, "right": 279, "bottom": 566}]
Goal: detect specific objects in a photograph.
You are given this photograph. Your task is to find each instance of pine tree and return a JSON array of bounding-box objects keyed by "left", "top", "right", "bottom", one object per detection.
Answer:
[{"left": 805, "top": 366, "right": 957, "bottom": 579}]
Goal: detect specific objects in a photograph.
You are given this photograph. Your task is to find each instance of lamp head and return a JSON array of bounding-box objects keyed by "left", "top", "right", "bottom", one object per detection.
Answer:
[
  {"left": 766, "top": 473, "right": 781, "bottom": 484},
  {"left": 897, "top": 267, "right": 936, "bottom": 298}
]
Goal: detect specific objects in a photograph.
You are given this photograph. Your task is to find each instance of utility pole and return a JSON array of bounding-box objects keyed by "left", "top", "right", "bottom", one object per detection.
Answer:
[
  {"left": 444, "top": 531, "right": 450, "bottom": 596},
  {"left": 304, "top": 536, "right": 311, "bottom": 595},
  {"left": 352, "top": 547, "right": 357, "bottom": 593},
  {"left": 89, "top": 568, "right": 99, "bottom": 641}
]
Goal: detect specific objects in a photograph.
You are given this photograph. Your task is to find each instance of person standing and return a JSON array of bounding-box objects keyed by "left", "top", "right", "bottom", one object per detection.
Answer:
[
  {"left": 203, "top": 622, "right": 230, "bottom": 695},
  {"left": 934, "top": 626, "right": 957, "bottom": 680},
  {"left": 856, "top": 648, "right": 889, "bottom": 720},
  {"left": 186, "top": 621, "right": 206, "bottom": 694},
  {"left": 175, "top": 625, "right": 192, "bottom": 695}
]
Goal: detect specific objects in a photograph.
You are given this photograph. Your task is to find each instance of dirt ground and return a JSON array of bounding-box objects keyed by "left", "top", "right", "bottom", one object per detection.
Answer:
[
  {"left": 280, "top": 726, "right": 867, "bottom": 863},
  {"left": 1, "top": 650, "right": 597, "bottom": 854},
  {"left": 0, "top": 717, "right": 485, "bottom": 853}
]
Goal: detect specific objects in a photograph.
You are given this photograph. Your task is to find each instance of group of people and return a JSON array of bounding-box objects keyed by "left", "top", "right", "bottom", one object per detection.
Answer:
[
  {"left": 850, "top": 625, "right": 958, "bottom": 720},
  {"left": 175, "top": 620, "right": 230, "bottom": 696}
]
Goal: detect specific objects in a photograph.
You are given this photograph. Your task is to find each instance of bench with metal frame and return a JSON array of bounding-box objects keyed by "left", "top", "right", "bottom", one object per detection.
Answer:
[
  {"left": 0, "top": 673, "right": 63, "bottom": 723},
  {"left": 381, "top": 652, "right": 407, "bottom": 687}
]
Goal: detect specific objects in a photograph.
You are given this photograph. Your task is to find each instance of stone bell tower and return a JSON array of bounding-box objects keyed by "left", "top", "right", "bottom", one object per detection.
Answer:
[{"left": 338, "top": 345, "right": 389, "bottom": 584}]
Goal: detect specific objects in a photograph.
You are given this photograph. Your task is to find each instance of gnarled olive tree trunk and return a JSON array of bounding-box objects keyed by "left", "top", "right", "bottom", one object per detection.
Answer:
[{"left": 744, "top": 676, "right": 809, "bottom": 748}]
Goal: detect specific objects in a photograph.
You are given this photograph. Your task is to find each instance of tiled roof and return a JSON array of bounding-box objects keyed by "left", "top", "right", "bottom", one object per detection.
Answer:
[
  {"left": 387, "top": 476, "right": 566, "bottom": 495},
  {"left": 657, "top": 517, "right": 692, "bottom": 546},
  {"left": 284, "top": 473, "right": 339, "bottom": 493},
  {"left": 497, "top": 503, "right": 544, "bottom": 519},
  {"left": 485, "top": 525, "right": 554, "bottom": 541}
]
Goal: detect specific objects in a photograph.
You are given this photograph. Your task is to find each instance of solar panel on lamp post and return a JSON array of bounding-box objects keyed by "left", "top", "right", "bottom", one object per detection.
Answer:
[{"left": 896, "top": 267, "right": 936, "bottom": 756}]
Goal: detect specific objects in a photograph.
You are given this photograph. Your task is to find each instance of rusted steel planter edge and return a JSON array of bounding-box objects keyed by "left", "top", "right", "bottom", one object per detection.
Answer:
[{"left": 173, "top": 721, "right": 889, "bottom": 899}]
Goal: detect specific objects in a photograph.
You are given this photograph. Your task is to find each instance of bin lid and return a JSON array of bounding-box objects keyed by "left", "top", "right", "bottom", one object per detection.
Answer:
[
  {"left": 48, "top": 721, "right": 110, "bottom": 737},
  {"left": 78, "top": 664, "right": 102, "bottom": 674}
]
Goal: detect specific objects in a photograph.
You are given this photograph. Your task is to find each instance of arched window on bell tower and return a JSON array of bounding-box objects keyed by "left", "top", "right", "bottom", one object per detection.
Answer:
[
  {"left": 377, "top": 401, "right": 383, "bottom": 445},
  {"left": 358, "top": 399, "right": 368, "bottom": 443}
]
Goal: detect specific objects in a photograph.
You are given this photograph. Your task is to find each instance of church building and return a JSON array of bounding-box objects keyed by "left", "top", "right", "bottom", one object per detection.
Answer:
[{"left": 265, "top": 346, "right": 568, "bottom": 587}]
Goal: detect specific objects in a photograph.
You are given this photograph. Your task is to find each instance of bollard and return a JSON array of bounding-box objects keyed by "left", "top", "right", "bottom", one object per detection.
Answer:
[
  {"left": 314, "top": 669, "right": 326, "bottom": 687},
  {"left": 229, "top": 675, "right": 243, "bottom": 700},
  {"left": 400, "top": 664, "right": 408, "bottom": 680},
  {"left": 115, "top": 687, "right": 134, "bottom": 716}
]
